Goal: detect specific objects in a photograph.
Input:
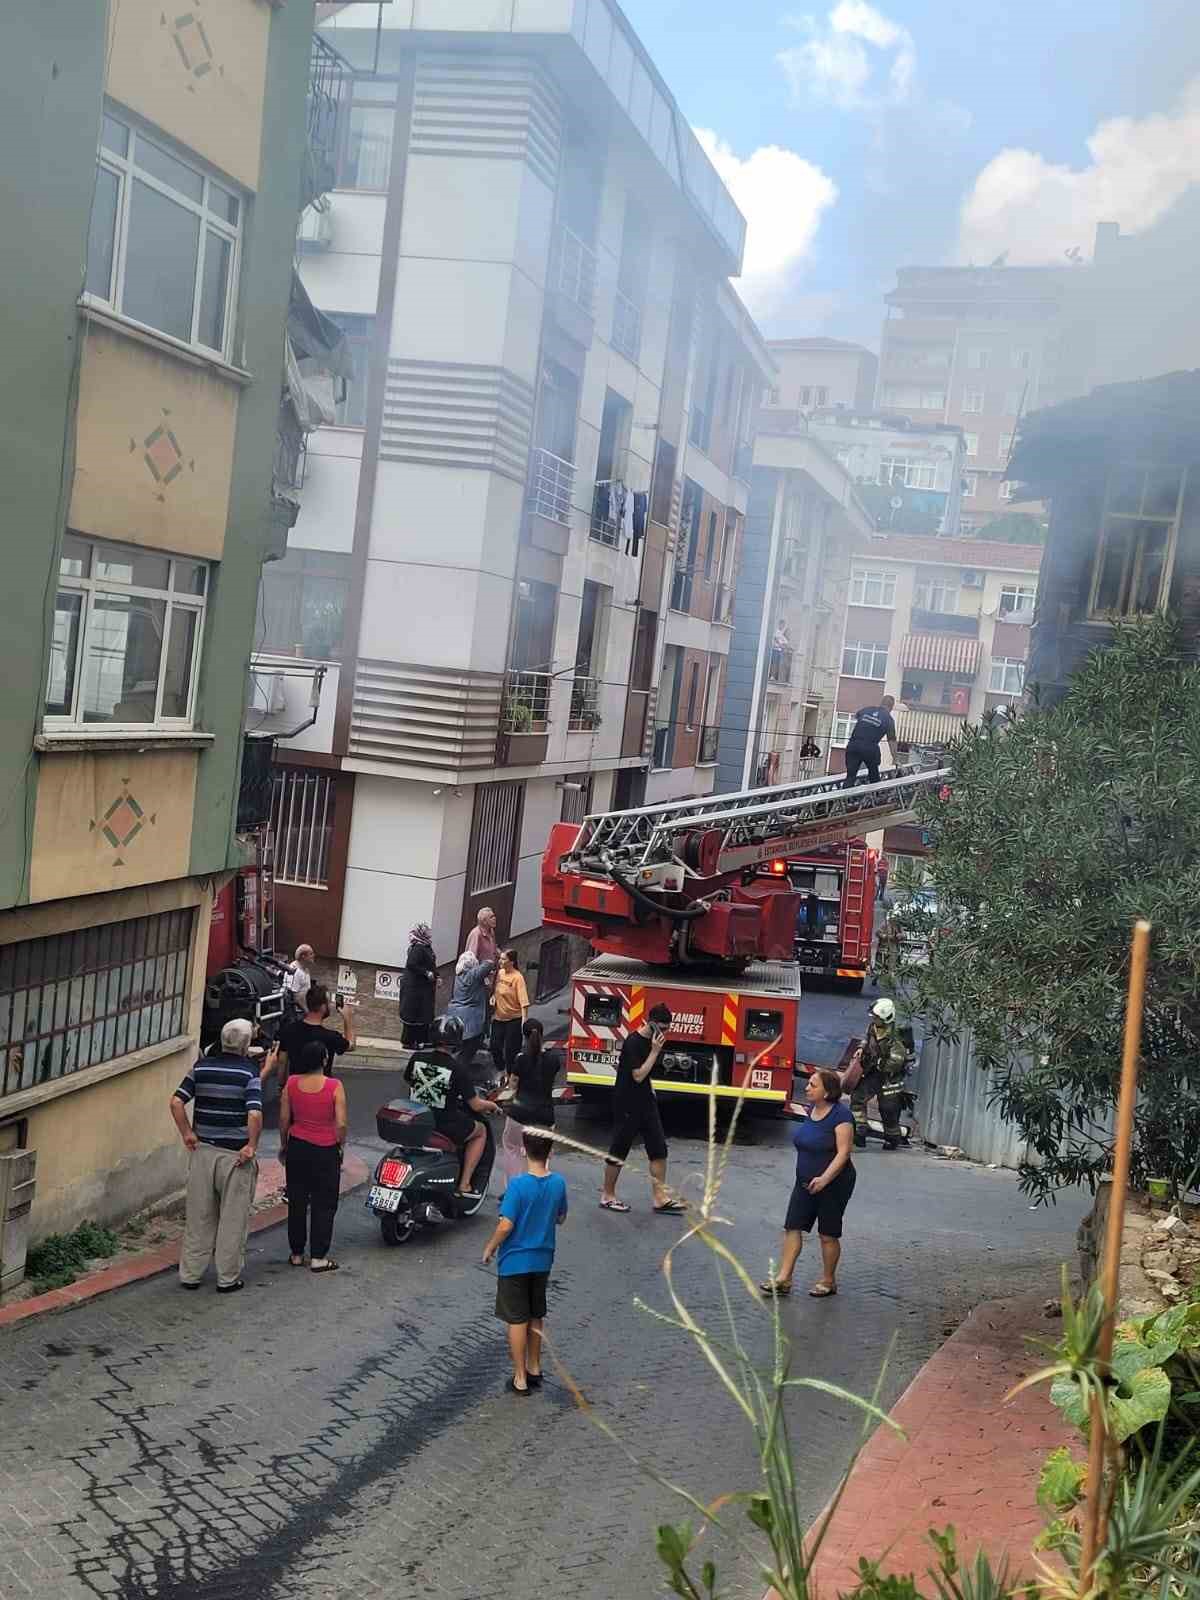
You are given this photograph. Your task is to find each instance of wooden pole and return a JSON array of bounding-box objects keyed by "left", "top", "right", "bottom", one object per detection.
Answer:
[{"left": 1077, "top": 919, "right": 1151, "bottom": 1598}]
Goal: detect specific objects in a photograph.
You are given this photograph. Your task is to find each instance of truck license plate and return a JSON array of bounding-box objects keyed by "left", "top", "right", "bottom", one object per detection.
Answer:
[
  {"left": 749, "top": 1068, "right": 773, "bottom": 1089},
  {"left": 799, "top": 964, "right": 826, "bottom": 975},
  {"left": 369, "top": 1185, "right": 402, "bottom": 1213},
  {"left": 574, "top": 1049, "right": 616, "bottom": 1069}
]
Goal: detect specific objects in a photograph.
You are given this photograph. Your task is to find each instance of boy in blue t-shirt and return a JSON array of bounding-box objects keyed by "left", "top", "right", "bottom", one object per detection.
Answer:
[{"left": 482, "top": 1129, "right": 567, "bottom": 1394}]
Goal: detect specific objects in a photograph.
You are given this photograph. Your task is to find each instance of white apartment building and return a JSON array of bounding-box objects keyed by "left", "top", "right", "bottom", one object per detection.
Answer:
[
  {"left": 253, "top": 1, "right": 770, "bottom": 1014},
  {"left": 807, "top": 410, "right": 966, "bottom": 538},
  {"left": 764, "top": 338, "right": 878, "bottom": 414}
]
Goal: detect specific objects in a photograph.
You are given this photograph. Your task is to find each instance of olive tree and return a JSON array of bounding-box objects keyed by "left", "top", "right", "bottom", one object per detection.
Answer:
[{"left": 884, "top": 616, "right": 1200, "bottom": 1201}]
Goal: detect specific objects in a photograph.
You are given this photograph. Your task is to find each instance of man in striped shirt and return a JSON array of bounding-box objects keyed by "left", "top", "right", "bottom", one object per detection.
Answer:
[{"left": 171, "top": 1018, "right": 263, "bottom": 1293}]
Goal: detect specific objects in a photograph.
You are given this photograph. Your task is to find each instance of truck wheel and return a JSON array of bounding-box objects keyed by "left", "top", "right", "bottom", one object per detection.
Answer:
[
  {"left": 841, "top": 977, "right": 865, "bottom": 995},
  {"left": 380, "top": 1213, "right": 415, "bottom": 1247}
]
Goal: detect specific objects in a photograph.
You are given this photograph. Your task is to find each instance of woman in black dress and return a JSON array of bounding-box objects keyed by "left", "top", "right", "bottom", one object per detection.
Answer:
[
  {"left": 398, "top": 923, "right": 437, "bottom": 1048},
  {"left": 497, "top": 1018, "right": 561, "bottom": 1195}
]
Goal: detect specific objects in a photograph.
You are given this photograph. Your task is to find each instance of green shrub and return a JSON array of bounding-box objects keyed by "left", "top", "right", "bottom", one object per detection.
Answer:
[{"left": 25, "top": 1220, "right": 118, "bottom": 1294}]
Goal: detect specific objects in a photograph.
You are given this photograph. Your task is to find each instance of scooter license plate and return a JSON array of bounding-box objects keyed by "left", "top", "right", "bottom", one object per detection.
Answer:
[{"left": 369, "top": 1185, "right": 402, "bottom": 1213}]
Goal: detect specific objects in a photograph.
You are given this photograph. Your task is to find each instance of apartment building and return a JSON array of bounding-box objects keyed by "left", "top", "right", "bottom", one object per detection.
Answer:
[
  {"left": 807, "top": 410, "right": 966, "bottom": 538},
  {"left": 1, "top": 1, "right": 324, "bottom": 1237},
  {"left": 765, "top": 338, "right": 878, "bottom": 414},
  {"left": 716, "top": 432, "right": 875, "bottom": 793},
  {"left": 878, "top": 266, "right": 1094, "bottom": 533},
  {"left": 258, "top": 1, "right": 770, "bottom": 1015},
  {"left": 830, "top": 536, "right": 1042, "bottom": 859}
]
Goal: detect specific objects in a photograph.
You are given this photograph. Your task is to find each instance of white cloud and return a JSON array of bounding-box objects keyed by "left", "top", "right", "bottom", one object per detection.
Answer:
[
  {"left": 695, "top": 129, "right": 838, "bottom": 322},
  {"left": 958, "top": 75, "right": 1200, "bottom": 264},
  {"left": 779, "top": 1, "right": 917, "bottom": 110}
]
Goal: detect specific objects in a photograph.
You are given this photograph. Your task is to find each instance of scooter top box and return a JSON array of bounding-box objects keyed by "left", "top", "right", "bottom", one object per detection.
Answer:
[{"left": 375, "top": 1098, "right": 435, "bottom": 1144}]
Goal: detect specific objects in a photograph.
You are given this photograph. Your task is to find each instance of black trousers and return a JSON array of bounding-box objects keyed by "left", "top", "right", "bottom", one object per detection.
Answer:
[
  {"left": 850, "top": 1071, "right": 905, "bottom": 1145},
  {"left": 490, "top": 1017, "right": 523, "bottom": 1077},
  {"left": 285, "top": 1138, "right": 341, "bottom": 1258},
  {"left": 843, "top": 744, "right": 881, "bottom": 788}
]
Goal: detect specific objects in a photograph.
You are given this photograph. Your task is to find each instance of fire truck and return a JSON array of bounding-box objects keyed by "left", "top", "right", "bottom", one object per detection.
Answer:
[
  {"left": 542, "top": 763, "right": 946, "bottom": 1110},
  {"left": 783, "top": 841, "right": 876, "bottom": 991}
]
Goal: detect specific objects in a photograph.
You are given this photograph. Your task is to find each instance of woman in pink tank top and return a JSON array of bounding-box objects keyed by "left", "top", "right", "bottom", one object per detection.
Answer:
[{"left": 279, "top": 1038, "right": 348, "bottom": 1272}]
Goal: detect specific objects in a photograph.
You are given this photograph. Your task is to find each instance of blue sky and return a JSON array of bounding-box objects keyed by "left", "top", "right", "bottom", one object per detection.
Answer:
[{"left": 621, "top": 0, "right": 1200, "bottom": 346}]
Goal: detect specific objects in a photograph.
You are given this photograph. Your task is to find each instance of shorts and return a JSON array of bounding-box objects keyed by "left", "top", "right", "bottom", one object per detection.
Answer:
[
  {"left": 607, "top": 1098, "right": 668, "bottom": 1165},
  {"left": 784, "top": 1163, "right": 856, "bottom": 1239},
  {"left": 495, "top": 1270, "right": 550, "bottom": 1324},
  {"left": 435, "top": 1112, "right": 475, "bottom": 1147}
]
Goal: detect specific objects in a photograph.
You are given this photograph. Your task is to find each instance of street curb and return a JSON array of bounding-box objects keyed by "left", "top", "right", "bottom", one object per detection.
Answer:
[
  {"left": 0, "top": 1155, "right": 370, "bottom": 1331},
  {"left": 765, "top": 1291, "right": 1071, "bottom": 1598}
]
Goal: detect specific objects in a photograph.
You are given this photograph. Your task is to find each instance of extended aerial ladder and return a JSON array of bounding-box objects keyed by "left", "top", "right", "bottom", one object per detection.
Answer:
[{"left": 542, "top": 763, "right": 948, "bottom": 968}]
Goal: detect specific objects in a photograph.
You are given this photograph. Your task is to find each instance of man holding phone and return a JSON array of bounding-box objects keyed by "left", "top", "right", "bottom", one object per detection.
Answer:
[{"left": 600, "top": 1003, "right": 686, "bottom": 1215}]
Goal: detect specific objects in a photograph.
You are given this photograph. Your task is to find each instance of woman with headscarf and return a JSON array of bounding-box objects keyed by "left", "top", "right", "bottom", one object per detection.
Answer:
[
  {"left": 398, "top": 923, "right": 437, "bottom": 1048},
  {"left": 446, "top": 949, "right": 495, "bottom": 1069}
]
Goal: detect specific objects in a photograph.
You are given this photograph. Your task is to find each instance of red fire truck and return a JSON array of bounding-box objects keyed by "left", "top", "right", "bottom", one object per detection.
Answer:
[
  {"left": 782, "top": 841, "right": 876, "bottom": 991},
  {"left": 542, "top": 764, "right": 944, "bottom": 1110}
]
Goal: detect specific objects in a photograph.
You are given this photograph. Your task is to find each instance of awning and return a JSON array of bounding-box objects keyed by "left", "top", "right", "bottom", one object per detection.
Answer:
[
  {"left": 901, "top": 632, "right": 981, "bottom": 674},
  {"left": 896, "top": 709, "right": 964, "bottom": 746}
]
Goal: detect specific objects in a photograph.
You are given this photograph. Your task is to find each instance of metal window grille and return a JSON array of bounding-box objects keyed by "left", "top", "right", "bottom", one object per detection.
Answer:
[
  {"left": 468, "top": 782, "right": 521, "bottom": 896},
  {"left": 531, "top": 448, "right": 575, "bottom": 525},
  {"left": 0, "top": 910, "right": 195, "bottom": 1100},
  {"left": 271, "top": 769, "right": 335, "bottom": 888}
]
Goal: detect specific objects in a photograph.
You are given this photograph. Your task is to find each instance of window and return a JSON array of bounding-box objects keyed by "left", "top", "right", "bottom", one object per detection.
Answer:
[
  {"left": 766, "top": 386, "right": 780, "bottom": 405},
  {"left": 963, "top": 433, "right": 979, "bottom": 457},
  {"left": 798, "top": 387, "right": 812, "bottom": 407},
  {"left": 913, "top": 578, "right": 959, "bottom": 614},
  {"left": 672, "top": 480, "right": 703, "bottom": 612},
  {"left": 1089, "top": 465, "right": 1188, "bottom": 619},
  {"left": 963, "top": 473, "right": 978, "bottom": 499},
  {"left": 879, "top": 458, "right": 937, "bottom": 491},
  {"left": 47, "top": 537, "right": 207, "bottom": 730},
  {"left": 86, "top": 110, "right": 241, "bottom": 358},
  {"left": 999, "top": 480, "right": 1016, "bottom": 502},
  {"left": 1012, "top": 348, "right": 1033, "bottom": 370},
  {"left": 814, "top": 386, "right": 829, "bottom": 407},
  {"left": 704, "top": 510, "right": 719, "bottom": 579},
  {"left": 338, "top": 81, "right": 396, "bottom": 190},
  {"left": 259, "top": 548, "right": 350, "bottom": 661},
  {"left": 998, "top": 433, "right": 1013, "bottom": 462},
  {"left": 271, "top": 769, "right": 336, "bottom": 888},
  {"left": 988, "top": 658, "right": 1025, "bottom": 695},
  {"left": 324, "top": 314, "right": 375, "bottom": 428},
  {"left": 965, "top": 347, "right": 989, "bottom": 370},
  {"left": 830, "top": 712, "right": 855, "bottom": 747},
  {"left": 999, "top": 583, "right": 1036, "bottom": 615},
  {"left": 1004, "top": 389, "right": 1024, "bottom": 416},
  {"left": 842, "top": 642, "right": 888, "bottom": 679},
  {"left": 685, "top": 662, "right": 700, "bottom": 729},
  {"left": 961, "top": 390, "right": 985, "bottom": 414},
  {"left": 468, "top": 782, "right": 522, "bottom": 896},
  {"left": 0, "top": 910, "right": 195, "bottom": 1099},
  {"left": 850, "top": 568, "right": 897, "bottom": 608},
  {"left": 688, "top": 314, "right": 720, "bottom": 451},
  {"left": 881, "top": 385, "right": 946, "bottom": 411}
]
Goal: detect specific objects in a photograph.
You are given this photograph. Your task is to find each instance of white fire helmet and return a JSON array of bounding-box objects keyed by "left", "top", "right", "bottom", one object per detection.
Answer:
[{"left": 871, "top": 998, "right": 896, "bottom": 1024}]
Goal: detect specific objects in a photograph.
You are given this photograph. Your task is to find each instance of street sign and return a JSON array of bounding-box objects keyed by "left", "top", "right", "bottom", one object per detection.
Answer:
[{"left": 374, "top": 968, "right": 403, "bottom": 1000}]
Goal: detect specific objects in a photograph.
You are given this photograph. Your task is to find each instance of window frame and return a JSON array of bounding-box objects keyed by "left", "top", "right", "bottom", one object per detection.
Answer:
[
  {"left": 336, "top": 83, "right": 397, "bottom": 193},
  {"left": 965, "top": 346, "right": 989, "bottom": 370},
  {"left": 842, "top": 641, "right": 889, "bottom": 680},
  {"left": 988, "top": 657, "right": 1025, "bottom": 695},
  {"left": 830, "top": 712, "right": 855, "bottom": 747},
  {"left": 998, "top": 582, "right": 1036, "bottom": 615},
  {"left": 963, "top": 433, "right": 979, "bottom": 458},
  {"left": 879, "top": 457, "right": 937, "bottom": 491},
  {"left": 962, "top": 473, "right": 978, "bottom": 499},
  {"left": 1087, "top": 464, "right": 1188, "bottom": 621},
  {"left": 324, "top": 311, "right": 375, "bottom": 430},
  {"left": 850, "top": 568, "right": 898, "bottom": 608},
  {"left": 961, "top": 389, "right": 985, "bottom": 414},
  {"left": 45, "top": 538, "right": 208, "bottom": 734},
  {"left": 84, "top": 108, "right": 242, "bottom": 361},
  {"left": 913, "top": 578, "right": 960, "bottom": 614},
  {"left": 271, "top": 769, "right": 336, "bottom": 889}
]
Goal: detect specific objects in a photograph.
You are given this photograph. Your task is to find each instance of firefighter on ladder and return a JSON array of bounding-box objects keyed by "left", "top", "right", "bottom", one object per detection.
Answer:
[{"left": 845, "top": 998, "right": 913, "bottom": 1150}]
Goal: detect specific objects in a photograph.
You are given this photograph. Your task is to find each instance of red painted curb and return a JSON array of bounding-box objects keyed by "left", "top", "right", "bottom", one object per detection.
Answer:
[{"left": 0, "top": 1155, "right": 370, "bottom": 1330}]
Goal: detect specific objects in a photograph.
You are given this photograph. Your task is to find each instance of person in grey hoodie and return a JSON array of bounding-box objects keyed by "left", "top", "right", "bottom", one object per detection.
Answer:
[{"left": 446, "top": 950, "right": 496, "bottom": 1069}]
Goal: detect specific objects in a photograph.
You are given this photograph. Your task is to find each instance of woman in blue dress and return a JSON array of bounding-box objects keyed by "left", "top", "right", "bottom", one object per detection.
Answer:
[{"left": 761, "top": 1067, "right": 856, "bottom": 1299}]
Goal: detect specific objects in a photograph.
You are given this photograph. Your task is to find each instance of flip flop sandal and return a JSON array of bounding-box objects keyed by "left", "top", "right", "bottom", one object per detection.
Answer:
[
  {"left": 760, "top": 1279, "right": 792, "bottom": 1297},
  {"left": 653, "top": 1200, "right": 687, "bottom": 1214},
  {"left": 525, "top": 1373, "right": 544, "bottom": 1390},
  {"left": 599, "top": 1197, "right": 631, "bottom": 1212},
  {"left": 507, "top": 1378, "right": 531, "bottom": 1396},
  {"left": 809, "top": 1282, "right": 838, "bottom": 1298},
  {"left": 310, "top": 1260, "right": 340, "bottom": 1274},
  {"left": 288, "top": 1256, "right": 306, "bottom": 1267}
]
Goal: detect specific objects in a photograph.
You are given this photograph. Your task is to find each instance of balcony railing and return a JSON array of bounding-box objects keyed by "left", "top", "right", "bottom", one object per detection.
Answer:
[
  {"left": 500, "top": 670, "right": 552, "bottom": 734},
  {"left": 304, "top": 32, "right": 349, "bottom": 210},
  {"left": 698, "top": 725, "right": 720, "bottom": 764},
  {"left": 712, "top": 582, "right": 735, "bottom": 624},
  {"left": 553, "top": 224, "right": 597, "bottom": 317},
  {"left": 612, "top": 290, "right": 642, "bottom": 362},
  {"left": 590, "top": 479, "right": 623, "bottom": 547},
  {"left": 531, "top": 447, "right": 575, "bottom": 525},
  {"left": 568, "top": 676, "right": 601, "bottom": 732},
  {"left": 768, "top": 645, "right": 794, "bottom": 685}
]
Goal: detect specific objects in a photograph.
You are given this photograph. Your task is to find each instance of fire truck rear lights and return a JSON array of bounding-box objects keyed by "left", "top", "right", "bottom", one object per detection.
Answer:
[{"left": 769, "top": 859, "right": 787, "bottom": 875}]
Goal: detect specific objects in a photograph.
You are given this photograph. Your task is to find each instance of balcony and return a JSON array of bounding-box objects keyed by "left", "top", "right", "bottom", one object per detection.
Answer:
[
  {"left": 780, "top": 538, "right": 807, "bottom": 583},
  {"left": 552, "top": 225, "right": 598, "bottom": 318},
  {"left": 530, "top": 447, "right": 575, "bottom": 526},
  {"left": 590, "top": 480, "right": 624, "bottom": 547},
  {"left": 497, "top": 670, "right": 552, "bottom": 766},
  {"left": 698, "top": 724, "right": 720, "bottom": 764},
  {"left": 768, "top": 645, "right": 794, "bottom": 686},
  {"left": 568, "top": 676, "right": 601, "bottom": 732},
  {"left": 304, "top": 32, "right": 349, "bottom": 211},
  {"left": 896, "top": 708, "right": 967, "bottom": 748},
  {"left": 611, "top": 290, "right": 642, "bottom": 363},
  {"left": 909, "top": 607, "right": 979, "bottom": 637}
]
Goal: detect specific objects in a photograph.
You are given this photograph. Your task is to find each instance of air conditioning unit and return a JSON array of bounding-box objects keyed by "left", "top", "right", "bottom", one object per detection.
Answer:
[
  {"left": 297, "top": 204, "right": 333, "bottom": 250},
  {"left": 961, "top": 569, "right": 983, "bottom": 588}
]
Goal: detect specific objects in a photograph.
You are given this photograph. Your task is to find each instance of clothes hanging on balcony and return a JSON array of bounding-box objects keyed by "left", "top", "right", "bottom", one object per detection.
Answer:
[{"left": 628, "top": 492, "right": 648, "bottom": 557}]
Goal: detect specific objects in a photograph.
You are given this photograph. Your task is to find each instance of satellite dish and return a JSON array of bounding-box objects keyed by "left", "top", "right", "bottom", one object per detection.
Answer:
[{"left": 890, "top": 495, "right": 904, "bottom": 510}]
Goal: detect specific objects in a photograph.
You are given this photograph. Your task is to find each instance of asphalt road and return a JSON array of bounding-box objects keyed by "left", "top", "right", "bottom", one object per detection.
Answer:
[{"left": 0, "top": 979, "right": 1085, "bottom": 1600}]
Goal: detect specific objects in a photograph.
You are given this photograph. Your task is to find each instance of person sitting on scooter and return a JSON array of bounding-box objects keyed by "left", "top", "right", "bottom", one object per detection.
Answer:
[{"left": 406, "top": 1014, "right": 501, "bottom": 1201}]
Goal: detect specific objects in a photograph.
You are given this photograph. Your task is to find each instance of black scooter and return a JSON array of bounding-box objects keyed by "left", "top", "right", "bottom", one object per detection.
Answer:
[{"left": 367, "top": 1098, "right": 497, "bottom": 1246}]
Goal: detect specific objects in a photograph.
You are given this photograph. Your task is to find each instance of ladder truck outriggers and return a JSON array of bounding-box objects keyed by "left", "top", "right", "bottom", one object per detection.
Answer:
[{"left": 542, "top": 762, "right": 948, "bottom": 1110}]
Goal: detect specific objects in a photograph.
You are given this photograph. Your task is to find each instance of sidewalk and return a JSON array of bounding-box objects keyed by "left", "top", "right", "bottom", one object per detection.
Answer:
[
  {"left": 791, "top": 1293, "right": 1071, "bottom": 1595},
  {"left": 0, "top": 1150, "right": 369, "bottom": 1330},
  {"left": 352, "top": 988, "right": 571, "bottom": 1067}
]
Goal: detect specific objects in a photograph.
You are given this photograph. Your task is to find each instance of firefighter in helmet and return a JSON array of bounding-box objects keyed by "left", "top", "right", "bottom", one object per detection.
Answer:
[{"left": 849, "top": 997, "right": 913, "bottom": 1150}]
